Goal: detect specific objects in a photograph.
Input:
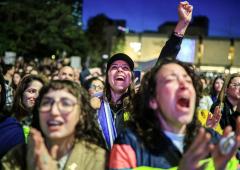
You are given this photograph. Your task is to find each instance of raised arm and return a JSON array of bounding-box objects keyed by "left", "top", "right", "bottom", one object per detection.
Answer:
[{"left": 156, "top": 1, "right": 193, "bottom": 65}]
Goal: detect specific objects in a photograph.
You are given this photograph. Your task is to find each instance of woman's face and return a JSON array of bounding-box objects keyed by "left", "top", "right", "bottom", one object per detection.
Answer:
[
  {"left": 149, "top": 63, "right": 196, "bottom": 132},
  {"left": 22, "top": 80, "right": 43, "bottom": 109},
  {"left": 39, "top": 89, "right": 80, "bottom": 141},
  {"left": 214, "top": 78, "right": 224, "bottom": 93},
  {"left": 108, "top": 60, "right": 132, "bottom": 94},
  {"left": 13, "top": 73, "right": 21, "bottom": 86},
  {"left": 226, "top": 76, "right": 240, "bottom": 101},
  {"left": 88, "top": 79, "right": 104, "bottom": 96}
]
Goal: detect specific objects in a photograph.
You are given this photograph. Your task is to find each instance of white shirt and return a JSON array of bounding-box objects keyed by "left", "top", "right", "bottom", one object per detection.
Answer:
[{"left": 164, "top": 131, "right": 185, "bottom": 153}]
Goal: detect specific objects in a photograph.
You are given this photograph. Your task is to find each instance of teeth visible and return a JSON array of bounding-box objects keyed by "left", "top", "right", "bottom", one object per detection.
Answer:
[
  {"left": 47, "top": 120, "right": 63, "bottom": 126},
  {"left": 115, "top": 75, "right": 125, "bottom": 79},
  {"left": 116, "top": 77, "right": 124, "bottom": 81},
  {"left": 178, "top": 98, "right": 189, "bottom": 108}
]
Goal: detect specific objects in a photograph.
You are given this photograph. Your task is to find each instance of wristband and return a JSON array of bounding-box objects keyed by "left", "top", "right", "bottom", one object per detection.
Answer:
[{"left": 173, "top": 31, "right": 184, "bottom": 37}]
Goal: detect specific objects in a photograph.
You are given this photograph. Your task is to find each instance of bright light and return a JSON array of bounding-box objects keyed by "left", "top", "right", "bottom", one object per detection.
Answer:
[
  {"left": 130, "top": 42, "right": 141, "bottom": 53},
  {"left": 200, "top": 66, "right": 225, "bottom": 73},
  {"left": 117, "top": 26, "right": 129, "bottom": 33},
  {"left": 102, "top": 54, "right": 108, "bottom": 59},
  {"left": 177, "top": 39, "right": 196, "bottom": 63}
]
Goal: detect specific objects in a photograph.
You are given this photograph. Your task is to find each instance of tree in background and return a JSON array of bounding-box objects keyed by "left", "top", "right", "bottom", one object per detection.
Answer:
[
  {"left": 85, "top": 14, "right": 125, "bottom": 68},
  {"left": 0, "top": 0, "right": 89, "bottom": 60}
]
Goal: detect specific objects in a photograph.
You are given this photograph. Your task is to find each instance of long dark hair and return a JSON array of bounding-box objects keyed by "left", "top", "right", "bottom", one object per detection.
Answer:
[
  {"left": 31, "top": 80, "right": 105, "bottom": 148},
  {"left": 129, "top": 58, "right": 201, "bottom": 153},
  {"left": 0, "top": 71, "right": 6, "bottom": 113},
  {"left": 103, "top": 68, "right": 135, "bottom": 112},
  {"left": 210, "top": 76, "right": 224, "bottom": 99},
  {"left": 11, "top": 74, "right": 45, "bottom": 121}
]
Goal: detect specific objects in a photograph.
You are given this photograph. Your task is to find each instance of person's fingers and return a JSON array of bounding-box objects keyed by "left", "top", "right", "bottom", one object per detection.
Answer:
[
  {"left": 196, "top": 162, "right": 208, "bottom": 170},
  {"left": 235, "top": 134, "right": 240, "bottom": 148},
  {"left": 214, "top": 106, "right": 220, "bottom": 116},
  {"left": 31, "top": 129, "right": 44, "bottom": 151},
  {"left": 207, "top": 112, "right": 213, "bottom": 119},
  {"left": 50, "top": 145, "right": 59, "bottom": 160},
  {"left": 191, "top": 132, "right": 211, "bottom": 161},
  {"left": 222, "top": 126, "right": 232, "bottom": 137},
  {"left": 185, "top": 128, "right": 211, "bottom": 162},
  {"left": 180, "top": 1, "right": 189, "bottom": 6},
  {"left": 186, "top": 5, "right": 193, "bottom": 12},
  {"left": 187, "top": 128, "right": 206, "bottom": 151},
  {"left": 134, "top": 77, "right": 139, "bottom": 84},
  {"left": 235, "top": 116, "right": 240, "bottom": 136}
]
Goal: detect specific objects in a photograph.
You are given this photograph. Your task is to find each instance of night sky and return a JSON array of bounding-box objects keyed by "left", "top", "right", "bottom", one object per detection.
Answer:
[{"left": 82, "top": 0, "right": 240, "bottom": 38}]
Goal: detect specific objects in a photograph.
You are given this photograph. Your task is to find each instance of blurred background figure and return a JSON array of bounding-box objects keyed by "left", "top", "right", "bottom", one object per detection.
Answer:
[
  {"left": 83, "top": 77, "right": 105, "bottom": 97},
  {"left": 0, "top": 70, "right": 24, "bottom": 159},
  {"left": 58, "top": 66, "right": 75, "bottom": 81},
  {"left": 11, "top": 71, "right": 22, "bottom": 94},
  {"left": 211, "top": 73, "right": 240, "bottom": 131},
  {"left": 11, "top": 74, "right": 45, "bottom": 140},
  {"left": 210, "top": 76, "right": 224, "bottom": 103},
  {"left": 2, "top": 64, "right": 15, "bottom": 112}
]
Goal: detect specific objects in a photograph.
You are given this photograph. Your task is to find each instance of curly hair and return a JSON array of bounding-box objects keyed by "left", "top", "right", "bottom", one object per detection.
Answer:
[
  {"left": 31, "top": 80, "right": 105, "bottom": 148},
  {"left": 129, "top": 58, "right": 201, "bottom": 153}
]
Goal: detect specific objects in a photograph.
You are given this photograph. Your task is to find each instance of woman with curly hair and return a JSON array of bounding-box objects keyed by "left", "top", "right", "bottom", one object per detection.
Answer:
[
  {"left": 109, "top": 58, "right": 240, "bottom": 170},
  {"left": 2, "top": 80, "right": 107, "bottom": 170}
]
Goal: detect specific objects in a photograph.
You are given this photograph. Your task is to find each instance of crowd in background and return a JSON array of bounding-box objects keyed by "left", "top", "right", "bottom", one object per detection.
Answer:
[{"left": 0, "top": 1, "right": 240, "bottom": 170}]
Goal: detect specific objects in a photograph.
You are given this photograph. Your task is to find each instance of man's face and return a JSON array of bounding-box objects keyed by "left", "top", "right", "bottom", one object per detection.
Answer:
[{"left": 58, "top": 66, "right": 75, "bottom": 81}]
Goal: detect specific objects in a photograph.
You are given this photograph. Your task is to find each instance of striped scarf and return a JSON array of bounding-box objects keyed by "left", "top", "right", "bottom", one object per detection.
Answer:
[{"left": 97, "top": 100, "right": 117, "bottom": 149}]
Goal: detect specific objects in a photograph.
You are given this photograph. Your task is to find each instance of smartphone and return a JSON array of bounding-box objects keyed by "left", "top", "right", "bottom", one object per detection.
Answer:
[
  {"left": 219, "top": 132, "right": 235, "bottom": 155},
  {"left": 134, "top": 70, "right": 141, "bottom": 85}
]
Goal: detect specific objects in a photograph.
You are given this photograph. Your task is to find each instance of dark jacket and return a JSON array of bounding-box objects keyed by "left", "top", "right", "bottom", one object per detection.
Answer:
[
  {"left": 156, "top": 33, "right": 183, "bottom": 66},
  {"left": 0, "top": 115, "right": 25, "bottom": 159},
  {"left": 210, "top": 97, "right": 236, "bottom": 130},
  {"left": 109, "top": 128, "right": 221, "bottom": 169}
]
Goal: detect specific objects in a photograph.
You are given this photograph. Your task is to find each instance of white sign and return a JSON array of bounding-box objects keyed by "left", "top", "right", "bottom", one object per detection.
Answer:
[{"left": 4, "top": 51, "right": 16, "bottom": 64}]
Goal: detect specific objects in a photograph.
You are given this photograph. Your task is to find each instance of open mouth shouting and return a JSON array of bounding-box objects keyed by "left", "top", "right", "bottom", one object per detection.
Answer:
[
  {"left": 115, "top": 75, "right": 125, "bottom": 82},
  {"left": 176, "top": 95, "right": 191, "bottom": 112}
]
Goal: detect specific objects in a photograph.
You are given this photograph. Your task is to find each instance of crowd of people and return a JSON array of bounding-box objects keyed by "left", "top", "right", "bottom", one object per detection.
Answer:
[{"left": 0, "top": 1, "right": 240, "bottom": 170}]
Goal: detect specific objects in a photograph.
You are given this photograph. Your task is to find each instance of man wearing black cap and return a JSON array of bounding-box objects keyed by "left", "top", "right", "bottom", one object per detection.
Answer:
[{"left": 97, "top": 1, "right": 193, "bottom": 149}]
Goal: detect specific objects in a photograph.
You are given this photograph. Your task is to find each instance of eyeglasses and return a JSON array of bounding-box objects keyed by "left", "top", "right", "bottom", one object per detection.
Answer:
[
  {"left": 90, "top": 84, "right": 104, "bottom": 91},
  {"left": 230, "top": 83, "right": 240, "bottom": 89},
  {"left": 39, "top": 97, "right": 78, "bottom": 115},
  {"left": 109, "top": 64, "right": 131, "bottom": 71}
]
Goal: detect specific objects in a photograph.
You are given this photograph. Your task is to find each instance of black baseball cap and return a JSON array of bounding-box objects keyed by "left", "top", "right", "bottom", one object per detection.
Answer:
[{"left": 106, "top": 53, "right": 134, "bottom": 72}]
